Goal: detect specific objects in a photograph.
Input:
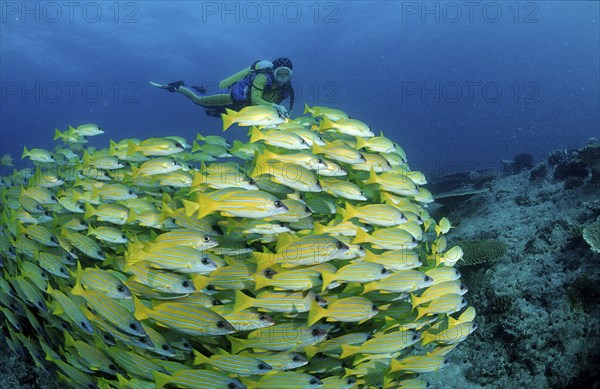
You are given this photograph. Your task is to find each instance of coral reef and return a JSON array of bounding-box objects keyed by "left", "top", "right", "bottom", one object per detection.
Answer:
[
  {"left": 455, "top": 239, "right": 507, "bottom": 266},
  {"left": 583, "top": 217, "right": 600, "bottom": 253},
  {"left": 529, "top": 162, "right": 548, "bottom": 182}
]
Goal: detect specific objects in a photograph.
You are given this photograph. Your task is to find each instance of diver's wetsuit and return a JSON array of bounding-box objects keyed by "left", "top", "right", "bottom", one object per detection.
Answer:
[{"left": 177, "top": 73, "right": 290, "bottom": 117}]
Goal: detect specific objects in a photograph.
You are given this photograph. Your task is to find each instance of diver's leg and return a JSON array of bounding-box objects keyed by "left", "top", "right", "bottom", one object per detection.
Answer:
[{"left": 178, "top": 86, "right": 234, "bottom": 107}]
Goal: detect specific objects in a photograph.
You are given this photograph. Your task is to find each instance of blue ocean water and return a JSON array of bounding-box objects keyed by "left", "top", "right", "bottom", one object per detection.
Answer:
[{"left": 1, "top": 1, "right": 598, "bottom": 178}]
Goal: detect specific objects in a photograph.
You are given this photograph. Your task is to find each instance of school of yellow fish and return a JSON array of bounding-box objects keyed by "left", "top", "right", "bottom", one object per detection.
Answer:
[{"left": 0, "top": 104, "right": 476, "bottom": 389}]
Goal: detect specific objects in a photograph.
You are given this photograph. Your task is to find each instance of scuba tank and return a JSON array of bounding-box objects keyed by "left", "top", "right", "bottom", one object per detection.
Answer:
[{"left": 219, "top": 60, "right": 273, "bottom": 89}]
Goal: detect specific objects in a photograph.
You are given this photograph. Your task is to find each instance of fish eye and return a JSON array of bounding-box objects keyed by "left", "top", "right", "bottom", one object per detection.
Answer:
[
  {"left": 258, "top": 313, "right": 267, "bottom": 321},
  {"left": 203, "top": 236, "right": 211, "bottom": 242},
  {"left": 117, "top": 285, "right": 125, "bottom": 293},
  {"left": 161, "top": 344, "right": 169, "bottom": 350},
  {"left": 109, "top": 364, "right": 117, "bottom": 371},
  {"left": 314, "top": 296, "right": 321, "bottom": 303},
  {"left": 359, "top": 191, "right": 364, "bottom": 196},
  {"left": 129, "top": 323, "right": 138, "bottom": 331},
  {"left": 347, "top": 378, "right": 356, "bottom": 384},
  {"left": 227, "top": 384, "right": 236, "bottom": 389},
  {"left": 60, "top": 267, "right": 67, "bottom": 273},
  {"left": 176, "top": 142, "right": 184, "bottom": 149},
  {"left": 381, "top": 268, "right": 387, "bottom": 274},
  {"left": 311, "top": 328, "right": 321, "bottom": 336},
  {"left": 462, "top": 298, "right": 467, "bottom": 304},
  {"left": 78, "top": 205, "right": 84, "bottom": 211},
  {"left": 304, "top": 206, "right": 311, "bottom": 213},
  {"left": 372, "top": 304, "right": 377, "bottom": 311},
  {"left": 248, "top": 179, "right": 256, "bottom": 185},
  {"left": 138, "top": 337, "right": 147, "bottom": 343},
  {"left": 183, "top": 342, "right": 191, "bottom": 348},
  {"left": 274, "top": 200, "right": 283, "bottom": 208},
  {"left": 292, "top": 355, "right": 301, "bottom": 362},
  {"left": 317, "top": 158, "right": 324, "bottom": 164},
  {"left": 299, "top": 139, "right": 306, "bottom": 144},
  {"left": 258, "top": 363, "right": 268, "bottom": 370},
  {"left": 182, "top": 280, "right": 190, "bottom": 288},
  {"left": 424, "top": 276, "right": 432, "bottom": 282},
  {"left": 309, "top": 378, "right": 319, "bottom": 385},
  {"left": 263, "top": 269, "right": 274, "bottom": 278},
  {"left": 173, "top": 161, "right": 181, "bottom": 166},
  {"left": 279, "top": 222, "right": 286, "bottom": 227},
  {"left": 212, "top": 299, "right": 222, "bottom": 306},
  {"left": 128, "top": 190, "right": 134, "bottom": 195},
  {"left": 216, "top": 321, "right": 227, "bottom": 329},
  {"left": 121, "top": 235, "right": 127, "bottom": 240},
  {"left": 201, "top": 257, "right": 210, "bottom": 265},
  {"left": 336, "top": 242, "right": 345, "bottom": 249},
  {"left": 104, "top": 334, "right": 112, "bottom": 341},
  {"left": 206, "top": 285, "right": 215, "bottom": 291},
  {"left": 412, "top": 333, "right": 419, "bottom": 341}
]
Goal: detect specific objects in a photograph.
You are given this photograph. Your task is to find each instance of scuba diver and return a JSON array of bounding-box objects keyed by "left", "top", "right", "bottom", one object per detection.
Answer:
[{"left": 151, "top": 57, "right": 294, "bottom": 118}]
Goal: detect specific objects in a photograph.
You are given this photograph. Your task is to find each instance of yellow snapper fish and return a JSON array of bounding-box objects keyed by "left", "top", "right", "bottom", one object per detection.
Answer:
[
  {"left": 182, "top": 188, "right": 289, "bottom": 220},
  {"left": 222, "top": 105, "right": 287, "bottom": 130},
  {"left": 307, "top": 296, "right": 378, "bottom": 325},
  {"left": 22, "top": 147, "right": 56, "bottom": 163},
  {"left": 254, "top": 149, "right": 329, "bottom": 171},
  {"left": 130, "top": 157, "right": 182, "bottom": 178},
  {"left": 342, "top": 202, "right": 407, "bottom": 227},
  {"left": 355, "top": 133, "right": 397, "bottom": 153},
  {"left": 303, "top": 103, "right": 349, "bottom": 121},
  {"left": 249, "top": 127, "right": 310, "bottom": 150},
  {"left": 193, "top": 349, "right": 273, "bottom": 376},
  {"left": 154, "top": 369, "right": 245, "bottom": 389},
  {"left": 250, "top": 160, "right": 322, "bottom": 193},
  {"left": 319, "top": 116, "right": 375, "bottom": 138},
  {"left": 227, "top": 323, "right": 328, "bottom": 353},
  {"left": 127, "top": 137, "right": 186, "bottom": 156},
  {"left": 133, "top": 296, "right": 236, "bottom": 336},
  {"left": 319, "top": 177, "right": 366, "bottom": 200},
  {"left": 196, "top": 133, "right": 231, "bottom": 147},
  {"left": 320, "top": 262, "right": 390, "bottom": 291},
  {"left": 313, "top": 141, "right": 366, "bottom": 165},
  {"left": 71, "top": 123, "right": 104, "bottom": 136}
]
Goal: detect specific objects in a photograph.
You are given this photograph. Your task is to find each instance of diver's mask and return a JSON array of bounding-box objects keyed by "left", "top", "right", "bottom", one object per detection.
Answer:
[{"left": 274, "top": 66, "right": 293, "bottom": 84}]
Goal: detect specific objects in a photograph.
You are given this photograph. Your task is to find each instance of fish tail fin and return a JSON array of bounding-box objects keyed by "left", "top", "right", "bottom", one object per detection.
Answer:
[
  {"left": 312, "top": 222, "right": 326, "bottom": 235},
  {"left": 232, "top": 290, "right": 254, "bottom": 313},
  {"left": 192, "top": 349, "right": 210, "bottom": 365},
  {"left": 253, "top": 272, "right": 270, "bottom": 291},
  {"left": 191, "top": 275, "right": 210, "bottom": 291},
  {"left": 304, "top": 345, "right": 318, "bottom": 359},
  {"left": 196, "top": 133, "right": 205, "bottom": 142},
  {"left": 421, "top": 331, "right": 434, "bottom": 346},
  {"left": 21, "top": 146, "right": 29, "bottom": 159},
  {"left": 126, "top": 208, "right": 138, "bottom": 224},
  {"left": 303, "top": 103, "right": 312, "bottom": 115},
  {"left": 352, "top": 227, "right": 370, "bottom": 245},
  {"left": 318, "top": 116, "right": 335, "bottom": 132},
  {"left": 320, "top": 270, "right": 336, "bottom": 293},
  {"left": 126, "top": 140, "right": 139, "bottom": 156},
  {"left": 109, "top": 139, "right": 118, "bottom": 156},
  {"left": 181, "top": 199, "right": 200, "bottom": 218},
  {"left": 252, "top": 252, "right": 273, "bottom": 272},
  {"left": 248, "top": 126, "right": 263, "bottom": 143},
  {"left": 410, "top": 293, "right": 421, "bottom": 311},
  {"left": 53, "top": 128, "right": 63, "bottom": 141},
  {"left": 160, "top": 200, "right": 175, "bottom": 222},
  {"left": 86, "top": 224, "right": 96, "bottom": 236},
  {"left": 307, "top": 300, "right": 327, "bottom": 326},
  {"left": 82, "top": 150, "right": 91, "bottom": 168},
  {"left": 152, "top": 371, "right": 171, "bottom": 389},
  {"left": 342, "top": 201, "right": 357, "bottom": 223},
  {"left": 339, "top": 344, "right": 359, "bottom": 359},
  {"left": 415, "top": 306, "right": 427, "bottom": 320},
  {"left": 191, "top": 140, "right": 202, "bottom": 153},
  {"left": 191, "top": 170, "right": 205, "bottom": 188},
  {"left": 221, "top": 109, "right": 236, "bottom": 131},
  {"left": 355, "top": 137, "right": 367, "bottom": 150},
  {"left": 83, "top": 203, "right": 95, "bottom": 220},
  {"left": 132, "top": 295, "right": 151, "bottom": 321},
  {"left": 71, "top": 263, "right": 86, "bottom": 296},
  {"left": 227, "top": 335, "right": 246, "bottom": 354},
  {"left": 366, "top": 167, "right": 379, "bottom": 185},
  {"left": 361, "top": 281, "right": 375, "bottom": 295},
  {"left": 193, "top": 192, "right": 216, "bottom": 220},
  {"left": 311, "top": 143, "right": 324, "bottom": 155}
]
